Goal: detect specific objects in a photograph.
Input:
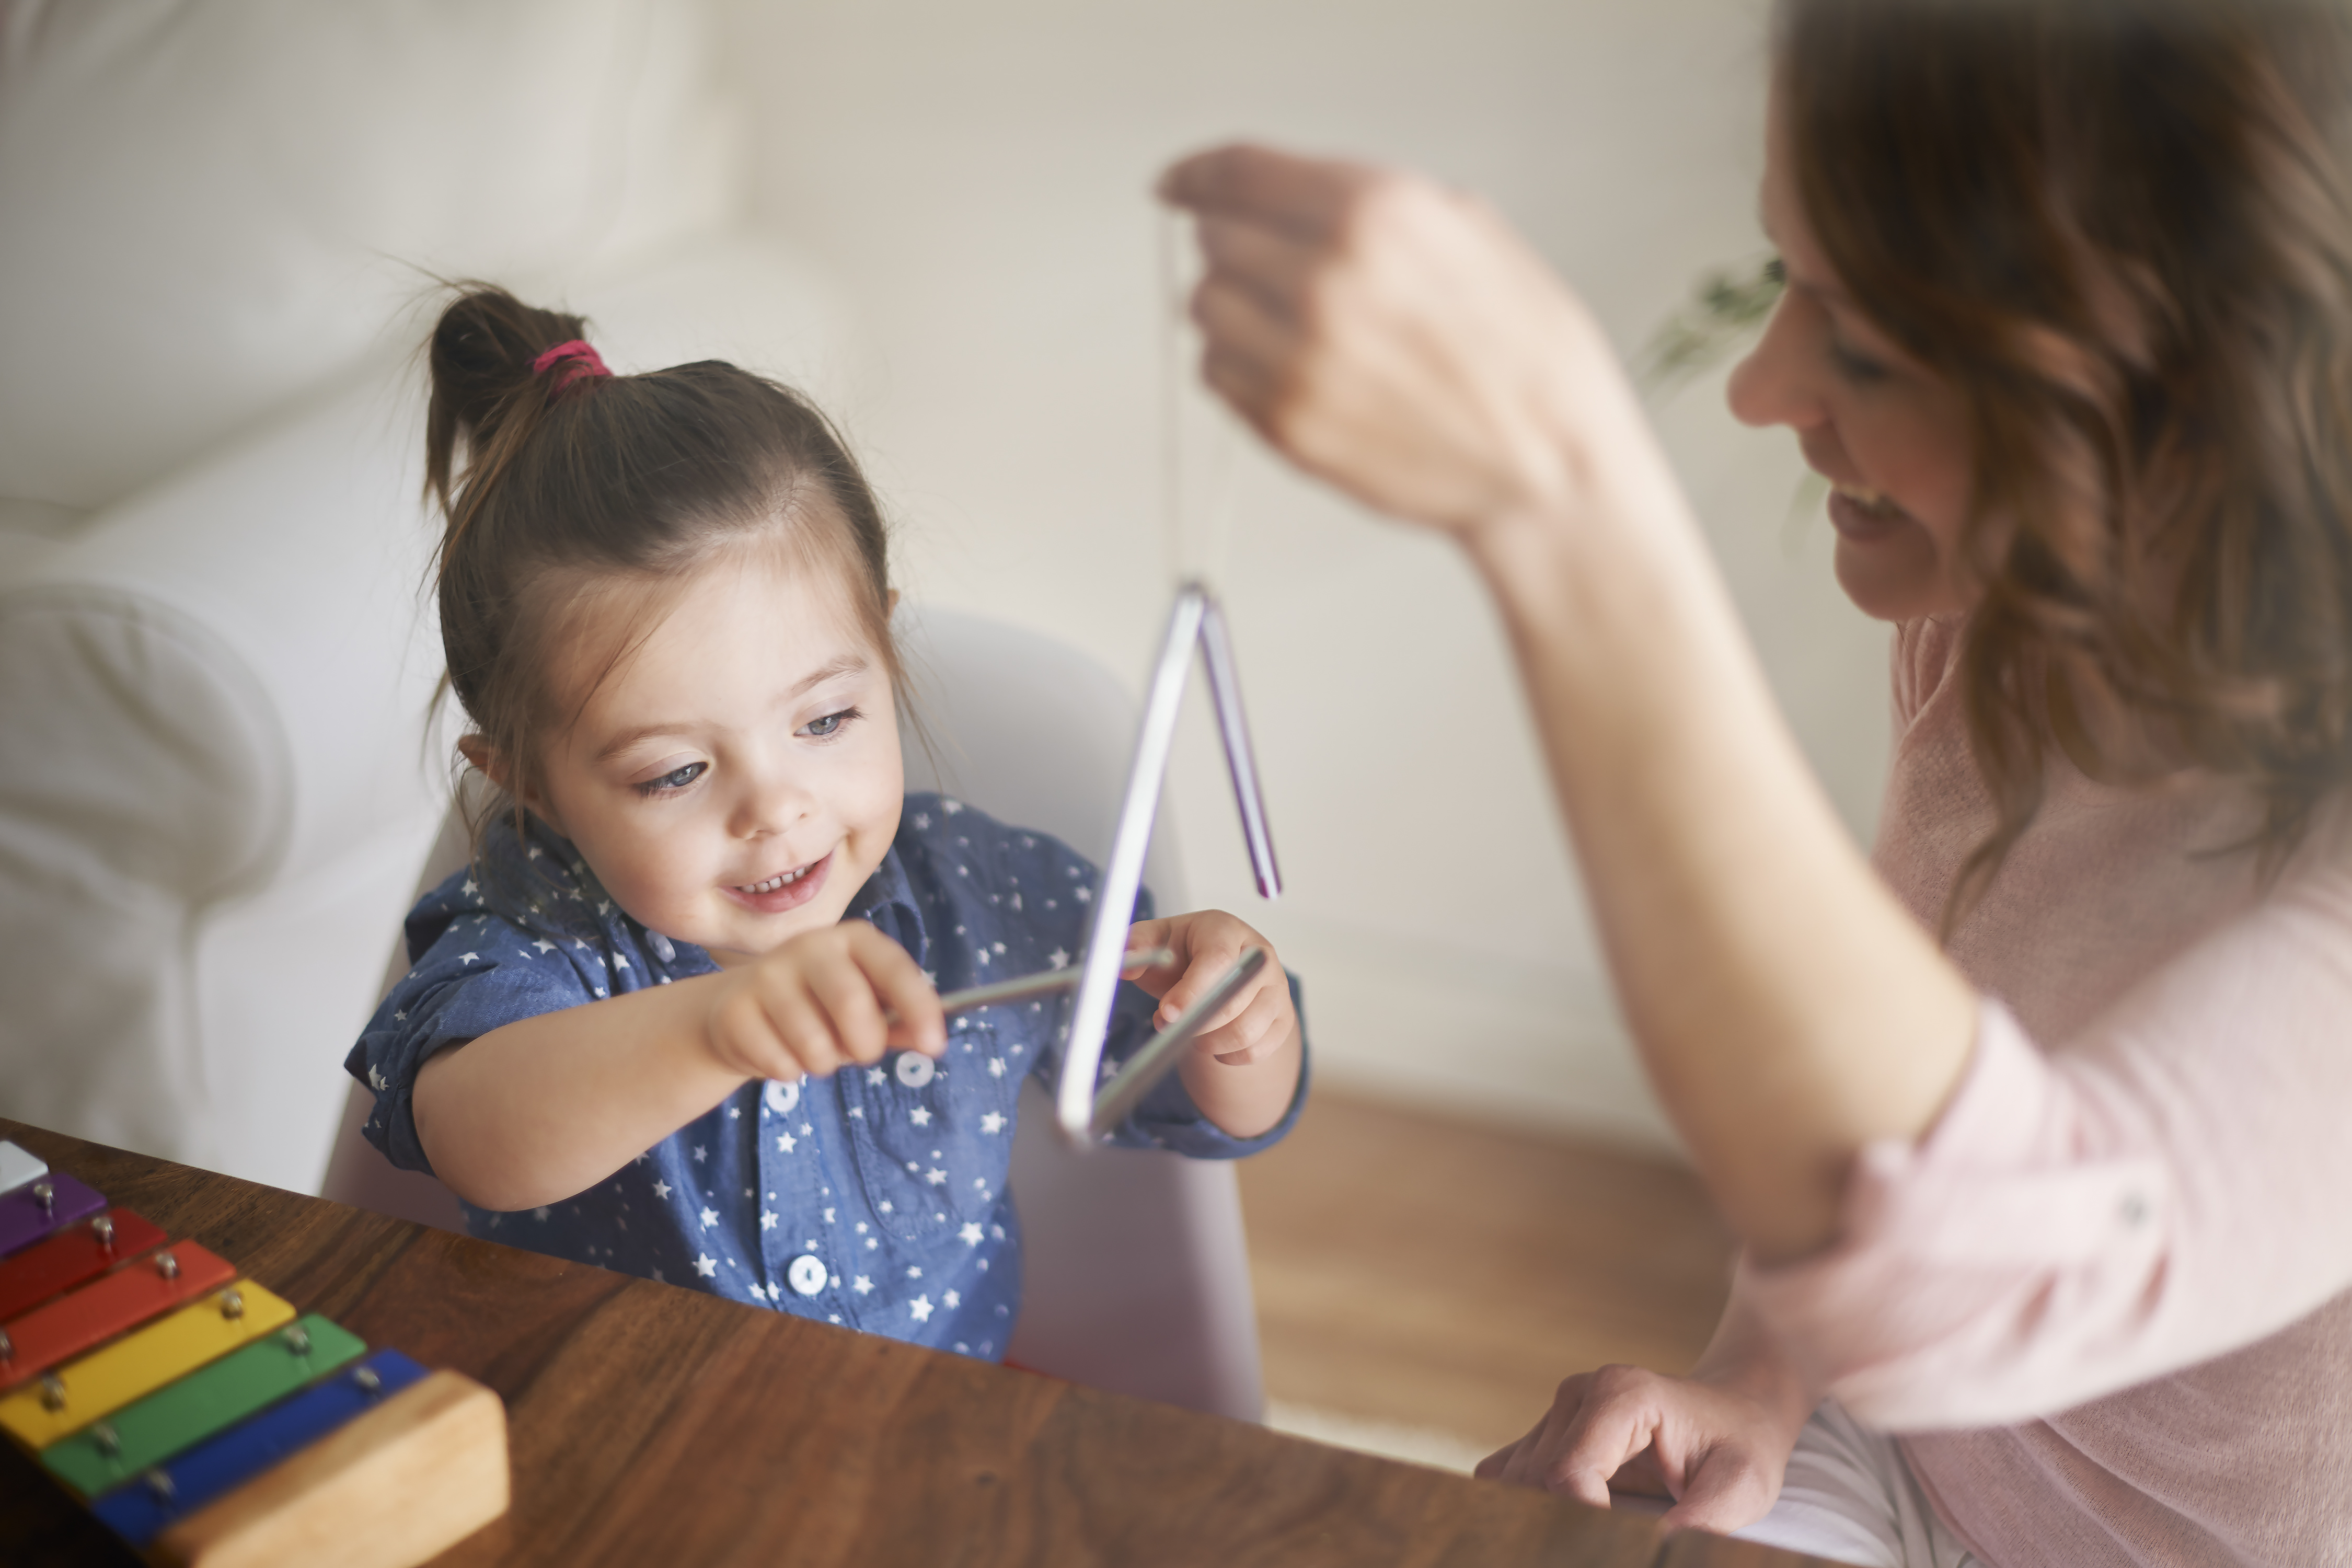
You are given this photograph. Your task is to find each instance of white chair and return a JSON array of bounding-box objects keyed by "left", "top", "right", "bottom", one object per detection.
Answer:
[{"left": 318, "top": 604, "right": 1269, "bottom": 1423}]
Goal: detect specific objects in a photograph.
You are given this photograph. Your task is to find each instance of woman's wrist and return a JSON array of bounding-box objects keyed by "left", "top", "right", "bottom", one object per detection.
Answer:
[{"left": 1692, "top": 1287, "right": 1820, "bottom": 1440}]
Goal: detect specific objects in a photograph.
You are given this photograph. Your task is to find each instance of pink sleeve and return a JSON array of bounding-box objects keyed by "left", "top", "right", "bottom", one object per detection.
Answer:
[{"left": 1739, "top": 871, "right": 2352, "bottom": 1430}]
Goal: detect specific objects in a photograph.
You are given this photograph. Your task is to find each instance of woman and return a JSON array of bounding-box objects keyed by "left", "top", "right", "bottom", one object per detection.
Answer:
[{"left": 1164, "top": 2, "right": 2352, "bottom": 1564}]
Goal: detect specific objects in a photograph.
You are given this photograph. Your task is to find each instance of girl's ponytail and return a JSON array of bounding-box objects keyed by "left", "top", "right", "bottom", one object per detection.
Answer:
[{"left": 423, "top": 286, "right": 593, "bottom": 557}]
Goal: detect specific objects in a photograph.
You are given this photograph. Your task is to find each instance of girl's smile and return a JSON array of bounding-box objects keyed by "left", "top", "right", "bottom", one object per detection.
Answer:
[{"left": 727, "top": 850, "right": 833, "bottom": 915}]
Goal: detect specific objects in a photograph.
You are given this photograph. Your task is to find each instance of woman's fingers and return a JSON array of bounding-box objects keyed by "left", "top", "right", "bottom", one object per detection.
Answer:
[
  {"left": 1160, "top": 142, "right": 1374, "bottom": 239},
  {"left": 1542, "top": 1372, "right": 1667, "bottom": 1508},
  {"left": 1161, "top": 140, "right": 1624, "bottom": 537},
  {"left": 1660, "top": 1444, "right": 1778, "bottom": 1536}
]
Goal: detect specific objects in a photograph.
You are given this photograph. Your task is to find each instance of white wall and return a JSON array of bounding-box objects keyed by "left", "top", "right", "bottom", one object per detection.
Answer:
[{"left": 716, "top": 0, "right": 1893, "bottom": 1152}]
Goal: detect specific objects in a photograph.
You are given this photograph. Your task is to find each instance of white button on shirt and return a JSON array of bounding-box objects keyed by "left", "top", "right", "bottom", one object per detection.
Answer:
[
  {"left": 787, "top": 1253, "right": 828, "bottom": 1297},
  {"left": 893, "top": 1052, "right": 936, "bottom": 1088},
  {"left": 764, "top": 1077, "right": 802, "bottom": 1115}
]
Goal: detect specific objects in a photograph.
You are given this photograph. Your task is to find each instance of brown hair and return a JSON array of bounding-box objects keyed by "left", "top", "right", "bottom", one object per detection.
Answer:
[
  {"left": 423, "top": 284, "right": 900, "bottom": 854},
  {"left": 1780, "top": 0, "right": 2352, "bottom": 920}
]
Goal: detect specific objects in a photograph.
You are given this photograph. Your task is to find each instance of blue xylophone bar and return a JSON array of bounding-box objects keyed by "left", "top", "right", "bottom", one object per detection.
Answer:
[{"left": 91, "top": 1348, "right": 432, "bottom": 1547}]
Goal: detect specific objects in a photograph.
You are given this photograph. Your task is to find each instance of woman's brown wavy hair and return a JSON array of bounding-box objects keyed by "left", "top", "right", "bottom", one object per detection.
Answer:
[{"left": 1781, "top": 0, "right": 2352, "bottom": 920}]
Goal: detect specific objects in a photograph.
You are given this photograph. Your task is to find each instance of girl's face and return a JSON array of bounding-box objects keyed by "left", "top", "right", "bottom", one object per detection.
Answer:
[
  {"left": 522, "top": 543, "right": 904, "bottom": 967},
  {"left": 1727, "top": 88, "right": 1977, "bottom": 622}
]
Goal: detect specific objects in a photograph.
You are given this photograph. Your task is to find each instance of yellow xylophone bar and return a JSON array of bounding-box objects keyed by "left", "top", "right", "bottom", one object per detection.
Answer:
[{"left": 0, "top": 1282, "right": 295, "bottom": 1448}]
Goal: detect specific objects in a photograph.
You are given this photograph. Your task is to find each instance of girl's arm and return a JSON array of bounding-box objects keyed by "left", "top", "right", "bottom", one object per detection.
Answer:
[
  {"left": 1124, "top": 912, "right": 1303, "bottom": 1141},
  {"left": 1161, "top": 145, "right": 1977, "bottom": 1265},
  {"left": 414, "top": 921, "right": 945, "bottom": 1211}
]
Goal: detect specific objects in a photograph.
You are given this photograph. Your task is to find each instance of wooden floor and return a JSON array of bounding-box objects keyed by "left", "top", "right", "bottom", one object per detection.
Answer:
[{"left": 1238, "top": 1088, "right": 1735, "bottom": 1455}]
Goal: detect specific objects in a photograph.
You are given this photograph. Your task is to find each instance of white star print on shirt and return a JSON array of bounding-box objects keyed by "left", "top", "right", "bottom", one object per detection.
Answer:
[
  {"left": 699, "top": 1207, "right": 719, "bottom": 1229},
  {"left": 909, "top": 1106, "right": 932, "bottom": 1127},
  {"left": 852, "top": 1275, "right": 873, "bottom": 1294},
  {"left": 459, "top": 952, "right": 480, "bottom": 964},
  {"left": 760, "top": 1210, "right": 779, "bottom": 1230},
  {"left": 1047, "top": 947, "right": 1069, "bottom": 970},
  {"left": 979, "top": 1112, "right": 1005, "bottom": 1135},
  {"left": 925, "top": 1168, "right": 947, "bottom": 1186},
  {"left": 960, "top": 1223, "right": 985, "bottom": 1247},
  {"left": 652, "top": 1180, "right": 672, "bottom": 1201},
  {"left": 693, "top": 1145, "right": 707, "bottom": 1162},
  {"left": 367, "top": 1065, "right": 389, "bottom": 1093},
  {"left": 909, "top": 1295, "right": 933, "bottom": 1322},
  {"left": 694, "top": 1254, "right": 717, "bottom": 1278},
  {"left": 776, "top": 1133, "right": 796, "bottom": 1153}
]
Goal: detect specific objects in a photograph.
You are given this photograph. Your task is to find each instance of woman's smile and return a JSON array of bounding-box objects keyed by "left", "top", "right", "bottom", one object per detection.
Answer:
[{"left": 1824, "top": 481, "right": 1915, "bottom": 544}]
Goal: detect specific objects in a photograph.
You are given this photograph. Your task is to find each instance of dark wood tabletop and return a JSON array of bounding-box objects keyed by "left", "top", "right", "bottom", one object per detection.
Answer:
[{"left": 0, "top": 1120, "right": 1821, "bottom": 1567}]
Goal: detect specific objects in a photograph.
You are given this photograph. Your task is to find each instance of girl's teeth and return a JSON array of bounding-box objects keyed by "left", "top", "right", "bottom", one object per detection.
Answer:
[{"left": 743, "top": 867, "right": 806, "bottom": 894}]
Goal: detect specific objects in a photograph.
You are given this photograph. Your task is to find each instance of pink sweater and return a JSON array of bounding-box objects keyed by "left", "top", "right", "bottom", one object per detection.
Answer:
[{"left": 1743, "top": 616, "right": 2352, "bottom": 1567}]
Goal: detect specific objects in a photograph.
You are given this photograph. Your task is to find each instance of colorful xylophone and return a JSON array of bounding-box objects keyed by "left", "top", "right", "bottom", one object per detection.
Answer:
[{"left": 0, "top": 1139, "right": 508, "bottom": 1567}]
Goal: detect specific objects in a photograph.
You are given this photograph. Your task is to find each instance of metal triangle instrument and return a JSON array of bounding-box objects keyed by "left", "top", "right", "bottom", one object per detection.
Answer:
[{"left": 1052, "top": 579, "right": 1281, "bottom": 1146}]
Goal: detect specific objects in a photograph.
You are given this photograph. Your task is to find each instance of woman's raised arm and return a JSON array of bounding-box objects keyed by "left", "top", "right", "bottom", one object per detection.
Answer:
[{"left": 1161, "top": 143, "right": 1977, "bottom": 1263}]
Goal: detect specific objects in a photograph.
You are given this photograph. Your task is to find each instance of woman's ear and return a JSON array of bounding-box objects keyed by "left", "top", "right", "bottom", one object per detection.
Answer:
[{"left": 457, "top": 735, "right": 567, "bottom": 836}]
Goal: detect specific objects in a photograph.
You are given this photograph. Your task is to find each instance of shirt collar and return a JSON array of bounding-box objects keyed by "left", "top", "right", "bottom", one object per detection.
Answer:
[{"left": 844, "top": 844, "right": 928, "bottom": 969}]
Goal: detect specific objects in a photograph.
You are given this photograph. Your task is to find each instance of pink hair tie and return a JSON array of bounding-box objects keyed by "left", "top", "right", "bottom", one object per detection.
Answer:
[{"left": 532, "top": 339, "right": 611, "bottom": 390}]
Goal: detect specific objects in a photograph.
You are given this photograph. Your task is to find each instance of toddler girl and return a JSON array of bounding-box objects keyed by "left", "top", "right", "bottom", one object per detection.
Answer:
[{"left": 347, "top": 286, "right": 1306, "bottom": 1357}]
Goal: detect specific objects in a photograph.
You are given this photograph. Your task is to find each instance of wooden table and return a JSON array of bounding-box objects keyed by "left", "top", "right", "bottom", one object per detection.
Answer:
[{"left": 0, "top": 1120, "right": 1819, "bottom": 1567}]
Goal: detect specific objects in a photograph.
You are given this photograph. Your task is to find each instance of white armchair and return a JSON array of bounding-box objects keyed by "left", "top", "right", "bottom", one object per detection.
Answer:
[{"left": 0, "top": 1, "right": 837, "bottom": 1194}]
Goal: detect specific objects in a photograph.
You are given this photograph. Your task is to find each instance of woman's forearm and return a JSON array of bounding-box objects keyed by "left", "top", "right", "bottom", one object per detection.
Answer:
[
  {"left": 1158, "top": 144, "right": 1978, "bottom": 1262},
  {"left": 413, "top": 974, "right": 746, "bottom": 1212},
  {"left": 1465, "top": 467, "right": 1978, "bottom": 1264}
]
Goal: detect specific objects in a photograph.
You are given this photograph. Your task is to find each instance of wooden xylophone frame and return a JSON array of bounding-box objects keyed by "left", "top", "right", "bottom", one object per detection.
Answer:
[{"left": 0, "top": 1140, "right": 509, "bottom": 1567}]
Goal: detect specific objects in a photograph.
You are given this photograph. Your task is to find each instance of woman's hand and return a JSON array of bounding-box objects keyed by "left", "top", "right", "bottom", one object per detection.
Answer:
[
  {"left": 1477, "top": 1363, "right": 1806, "bottom": 1535},
  {"left": 1122, "top": 911, "right": 1302, "bottom": 1138},
  {"left": 700, "top": 921, "right": 945, "bottom": 1082},
  {"left": 1158, "top": 142, "right": 1644, "bottom": 539}
]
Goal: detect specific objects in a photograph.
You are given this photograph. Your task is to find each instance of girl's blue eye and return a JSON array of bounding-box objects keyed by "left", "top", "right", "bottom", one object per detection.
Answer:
[
  {"left": 637, "top": 761, "right": 706, "bottom": 796},
  {"left": 800, "top": 707, "right": 861, "bottom": 739}
]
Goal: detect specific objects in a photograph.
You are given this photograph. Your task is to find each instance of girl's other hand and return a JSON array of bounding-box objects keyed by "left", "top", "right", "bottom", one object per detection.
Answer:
[
  {"left": 701, "top": 921, "right": 945, "bottom": 1082},
  {"left": 1121, "top": 912, "right": 1295, "bottom": 1064},
  {"left": 1474, "top": 1364, "right": 1803, "bottom": 1536},
  {"left": 1158, "top": 142, "right": 1637, "bottom": 539}
]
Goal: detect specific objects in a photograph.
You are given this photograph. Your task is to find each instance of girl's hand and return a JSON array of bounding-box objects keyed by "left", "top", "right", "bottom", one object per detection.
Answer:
[
  {"left": 700, "top": 921, "right": 946, "bottom": 1082},
  {"left": 1158, "top": 142, "right": 1642, "bottom": 541},
  {"left": 1121, "top": 912, "right": 1296, "bottom": 1064},
  {"left": 1475, "top": 1364, "right": 1806, "bottom": 1536}
]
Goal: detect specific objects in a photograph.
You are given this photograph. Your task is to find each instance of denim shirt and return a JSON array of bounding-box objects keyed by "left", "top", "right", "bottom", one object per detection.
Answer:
[{"left": 347, "top": 792, "right": 1306, "bottom": 1358}]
